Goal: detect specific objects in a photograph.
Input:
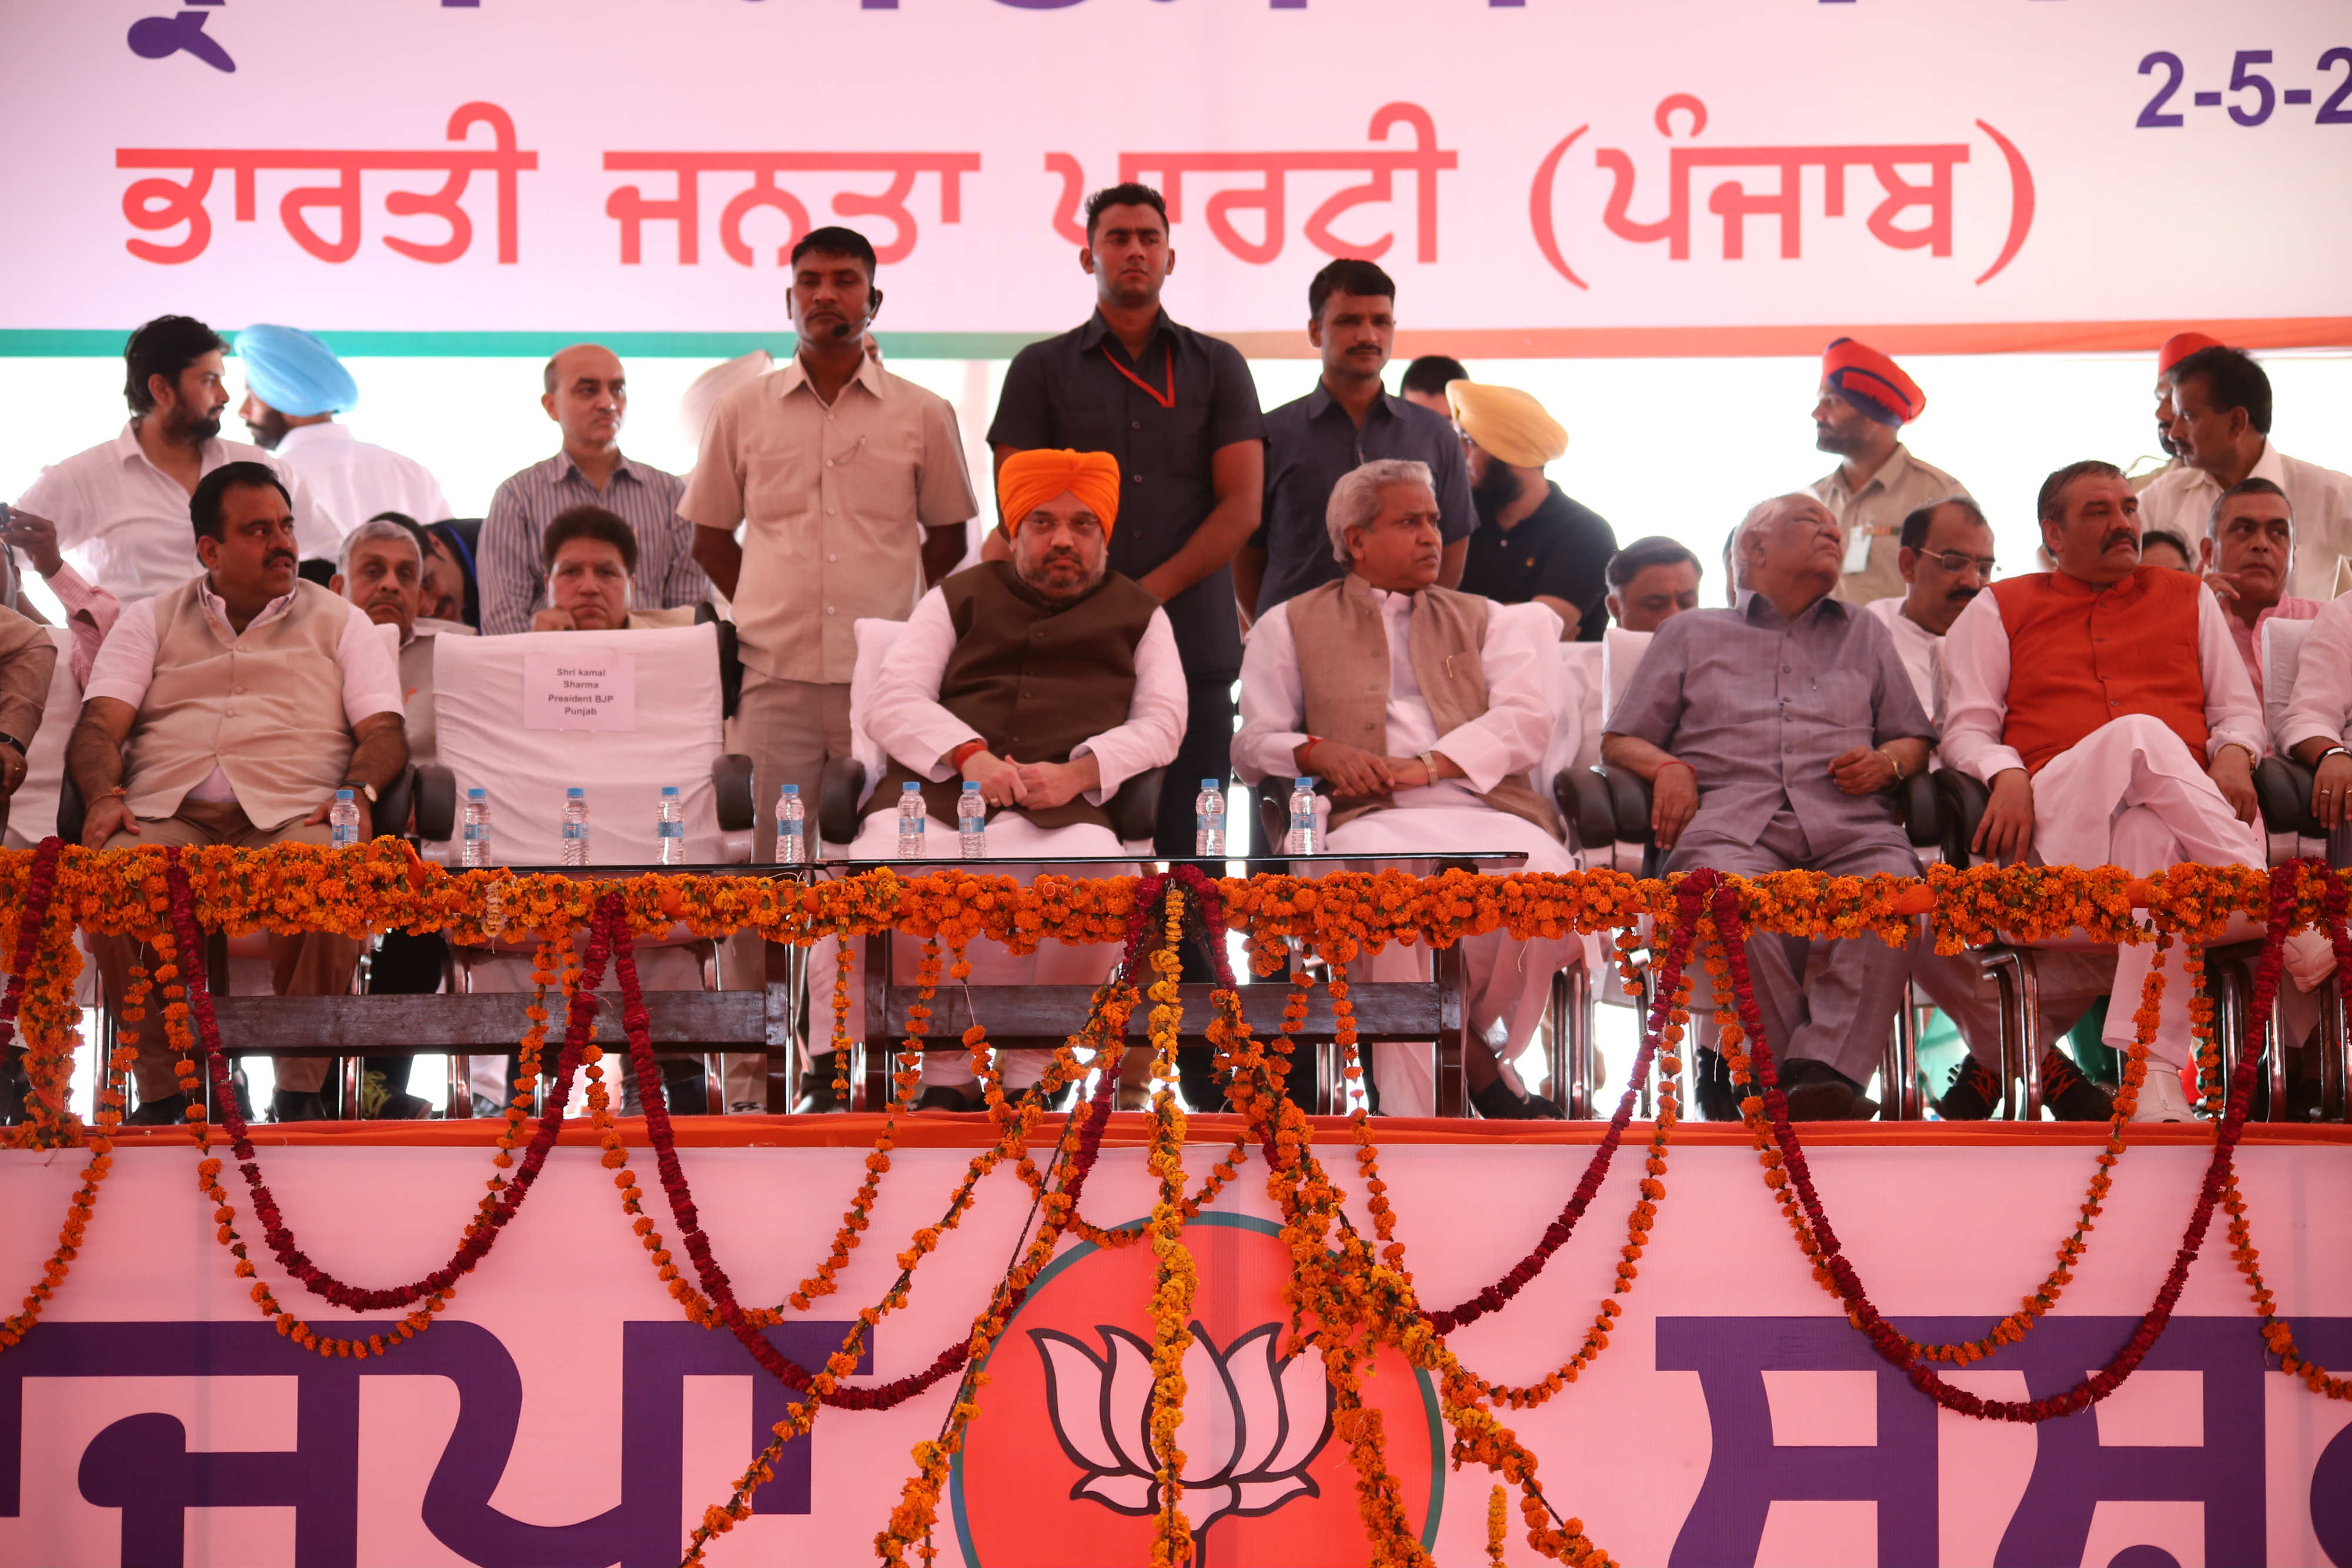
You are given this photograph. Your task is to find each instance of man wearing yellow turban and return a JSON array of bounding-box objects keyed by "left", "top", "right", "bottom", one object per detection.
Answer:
[
  {"left": 1449, "top": 381, "right": 1618, "bottom": 641},
  {"left": 808, "top": 447, "right": 1187, "bottom": 1111}
]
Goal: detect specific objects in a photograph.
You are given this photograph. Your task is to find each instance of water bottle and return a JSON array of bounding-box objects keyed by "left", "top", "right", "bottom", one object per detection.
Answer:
[
  {"left": 329, "top": 788, "right": 360, "bottom": 848},
  {"left": 775, "top": 784, "right": 806, "bottom": 865},
  {"left": 958, "top": 781, "right": 988, "bottom": 858},
  {"left": 656, "top": 785, "right": 686, "bottom": 865},
  {"left": 1285, "top": 777, "right": 1318, "bottom": 855},
  {"left": 896, "top": 781, "right": 927, "bottom": 859},
  {"left": 460, "top": 787, "right": 491, "bottom": 867},
  {"left": 560, "top": 787, "right": 590, "bottom": 867},
  {"left": 1194, "top": 778, "right": 1225, "bottom": 857}
]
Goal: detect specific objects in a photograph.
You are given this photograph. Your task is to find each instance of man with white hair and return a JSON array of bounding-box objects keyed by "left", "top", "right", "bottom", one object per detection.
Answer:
[
  {"left": 810, "top": 449, "right": 1184, "bottom": 1112},
  {"left": 1604, "top": 493, "right": 1935, "bottom": 1120},
  {"left": 1235, "top": 457, "right": 1574, "bottom": 1118}
]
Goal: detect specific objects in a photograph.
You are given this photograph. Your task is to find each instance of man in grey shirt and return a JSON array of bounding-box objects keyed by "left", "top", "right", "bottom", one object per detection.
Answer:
[{"left": 1603, "top": 492, "right": 1934, "bottom": 1119}]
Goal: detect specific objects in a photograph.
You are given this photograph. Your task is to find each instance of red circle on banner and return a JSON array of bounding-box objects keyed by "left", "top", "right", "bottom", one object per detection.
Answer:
[{"left": 952, "top": 1213, "right": 1443, "bottom": 1567}]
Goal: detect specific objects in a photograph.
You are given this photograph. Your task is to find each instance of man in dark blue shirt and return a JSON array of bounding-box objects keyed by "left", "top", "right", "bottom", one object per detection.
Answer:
[
  {"left": 1238, "top": 259, "right": 1477, "bottom": 618},
  {"left": 984, "top": 182, "right": 1266, "bottom": 861}
]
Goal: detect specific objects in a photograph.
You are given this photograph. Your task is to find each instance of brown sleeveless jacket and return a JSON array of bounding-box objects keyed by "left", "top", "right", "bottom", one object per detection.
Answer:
[{"left": 868, "top": 561, "right": 1160, "bottom": 831}]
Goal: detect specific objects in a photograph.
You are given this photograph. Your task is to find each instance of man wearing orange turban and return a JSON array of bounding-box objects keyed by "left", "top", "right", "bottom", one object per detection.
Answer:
[
  {"left": 996, "top": 447, "right": 1121, "bottom": 537},
  {"left": 812, "top": 445, "right": 1186, "bottom": 1111},
  {"left": 1809, "top": 336, "right": 1970, "bottom": 606}
]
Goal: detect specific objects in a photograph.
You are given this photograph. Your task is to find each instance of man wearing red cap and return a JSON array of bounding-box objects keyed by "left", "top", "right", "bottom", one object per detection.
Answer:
[
  {"left": 810, "top": 450, "right": 1187, "bottom": 1111},
  {"left": 2140, "top": 345, "right": 2352, "bottom": 602},
  {"left": 1808, "top": 337, "right": 1970, "bottom": 607},
  {"left": 2132, "top": 332, "right": 2221, "bottom": 492}
]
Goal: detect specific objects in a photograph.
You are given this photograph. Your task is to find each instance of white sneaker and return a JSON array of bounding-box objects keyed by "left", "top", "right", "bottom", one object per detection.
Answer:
[{"left": 2135, "top": 1065, "right": 2200, "bottom": 1124}]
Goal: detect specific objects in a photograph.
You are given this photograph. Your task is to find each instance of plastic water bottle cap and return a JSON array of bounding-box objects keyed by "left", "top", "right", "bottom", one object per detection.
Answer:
[
  {"left": 903, "top": 781, "right": 921, "bottom": 792},
  {"left": 780, "top": 784, "right": 799, "bottom": 795},
  {"left": 962, "top": 781, "right": 981, "bottom": 792},
  {"left": 336, "top": 788, "right": 353, "bottom": 800},
  {"left": 661, "top": 785, "right": 679, "bottom": 797},
  {"left": 467, "top": 787, "right": 486, "bottom": 799},
  {"left": 567, "top": 787, "right": 584, "bottom": 798},
  {"left": 1202, "top": 778, "right": 1220, "bottom": 790},
  {"left": 1294, "top": 777, "right": 1312, "bottom": 790}
]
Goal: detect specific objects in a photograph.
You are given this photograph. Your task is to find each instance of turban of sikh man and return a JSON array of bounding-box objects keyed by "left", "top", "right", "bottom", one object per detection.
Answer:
[
  {"left": 1445, "top": 381, "right": 1569, "bottom": 467},
  {"left": 997, "top": 449, "right": 1122, "bottom": 536}
]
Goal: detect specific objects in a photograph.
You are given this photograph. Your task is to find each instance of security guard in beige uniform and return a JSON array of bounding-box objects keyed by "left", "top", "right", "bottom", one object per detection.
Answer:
[{"left": 1808, "top": 337, "right": 1969, "bottom": 606}]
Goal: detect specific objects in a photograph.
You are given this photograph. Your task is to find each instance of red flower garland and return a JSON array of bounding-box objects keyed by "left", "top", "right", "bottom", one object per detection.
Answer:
[
  {"left": 1422, "top": 873, "right": 1706, "bottom": 1336},
  {"left": 166, "top": 851, "right": 615, "bottom": 1311},
  {"left": 1708, "top": 863, "right": 2297, "bottom": 1422},
  {"left": 0, "top": 835, "right": 62, "bottom": 1058}
]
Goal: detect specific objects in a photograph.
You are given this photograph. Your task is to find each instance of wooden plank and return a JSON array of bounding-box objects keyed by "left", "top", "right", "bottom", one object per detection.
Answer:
[
  {"left": 876, "top": 981, "right": 1448, "bottom": 1047},
  {"left": 205, "top": 991, "right": 769, "bottom": 1057}
]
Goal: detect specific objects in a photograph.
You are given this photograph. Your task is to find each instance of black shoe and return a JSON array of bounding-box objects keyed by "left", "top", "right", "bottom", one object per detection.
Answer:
[
  {"left": 2039, "top": 1049, "right": 2114, "bottom": 1122},
  {"left": 2288, "top": 1076, "right": 2324, "bottom": 1121},
  {"left": 0, "top": 1068, "right": 24, "bottom": 1126},
  {"left": 1937, "top": 1055, "right": 2000, "bottom": 1121},
  {"left": 125, "top": 1091, "right": 192, "bottom": 1127},
  {"left": 794, "top": 1070, "right": 845, "bottom": 1114},
  {"left": 270, "top": 1090, "right": 328, "bottom": 1123},
  {"left": 359, "top": 1070, "right": 433, "bottom": 1120},
  {"left": 1693, "top": 1045, "right": 1742, "bottom": 1121},
  {"left": 1778, "top": 1058, "right": 1878, "bottom": 1122},
  {"left": 914, "top": 1084, "right": 983, "bottom": 1113},
  {"left": 1470, "top": 1079, "right": 1565, "bottom": 1121}
]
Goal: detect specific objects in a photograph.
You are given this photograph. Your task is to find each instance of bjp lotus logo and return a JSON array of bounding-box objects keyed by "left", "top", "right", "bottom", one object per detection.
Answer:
[
  {"left": 951, "top": 1214, "right": 1441, "bottom": 1568},
  {"left": 1031, "top": 1320, "right": 1333, "bottom": 1542}
]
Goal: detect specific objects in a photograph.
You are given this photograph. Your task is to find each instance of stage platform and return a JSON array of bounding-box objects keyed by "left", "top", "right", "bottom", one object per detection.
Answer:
[{"left": 5, "top": 1121, "right": 2349, "bottom": 1567}]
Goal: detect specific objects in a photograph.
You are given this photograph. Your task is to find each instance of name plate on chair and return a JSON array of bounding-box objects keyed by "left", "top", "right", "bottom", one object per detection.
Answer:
[{"left": 522, "top": 650, "right": 637, "bottom": 731}]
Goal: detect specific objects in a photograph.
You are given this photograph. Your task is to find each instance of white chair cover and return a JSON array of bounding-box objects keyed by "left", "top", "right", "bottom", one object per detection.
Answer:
[
  {"left": 1556, "top": 641, "right": 1605, "bottom": 777},
  {"left": 2262, "top": 615, "right": 2318, "bottom": 753},
  {"left": 847, "top": 616, "right": 908, "bottom": 811},
  {"left": 1599, "top": 626, "right": 1654, "bottom": 730},
  {"left": 4, "top": 628, "right": 77, "bottom": 850},
  {"left": 427, "top": 623, "right": 728, "bottom": 865}
]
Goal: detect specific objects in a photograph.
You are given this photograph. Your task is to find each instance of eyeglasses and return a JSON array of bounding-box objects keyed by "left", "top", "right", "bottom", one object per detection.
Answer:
[{"left": 1919, "top": 550, "right": 1997, "bottom": 576}]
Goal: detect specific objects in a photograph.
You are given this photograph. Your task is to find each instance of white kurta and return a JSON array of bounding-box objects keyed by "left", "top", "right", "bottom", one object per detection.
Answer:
[
  {"left": 816, "top": 581, "right": 1185, "bottom": 1091},
  {"left": 1862, "top": 594, "right": 1942, "bottom": 720},
  {"left": 1236, "top": 586, "right": 1576, "bottom": 1115},
  {"left": 275, "top": 422, "right": 451, "bottom": 537},
  {"left": 1940, "top": 582, "right": 2266, "bottom": 1069}
]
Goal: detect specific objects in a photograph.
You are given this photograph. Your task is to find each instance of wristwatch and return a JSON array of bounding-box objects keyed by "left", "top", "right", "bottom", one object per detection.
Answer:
[
  {"left": 0, "top": 733, "right": 24, "bottom": 758},
  {"left": 340, "top": 779, "right": 378, "bottom": 804},
  {"left": 1418, "top": 750, "right": 1438, "bottom": 783}
]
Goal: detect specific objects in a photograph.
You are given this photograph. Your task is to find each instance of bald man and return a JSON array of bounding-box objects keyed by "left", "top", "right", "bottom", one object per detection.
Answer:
[{"left": 477, "top": 343, "right": 710, "bottom": 636}]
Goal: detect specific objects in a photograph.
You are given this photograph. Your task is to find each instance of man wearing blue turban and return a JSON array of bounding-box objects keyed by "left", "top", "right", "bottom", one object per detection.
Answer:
[{"left": 236, "top": 325, "right": 450, "bottom": 546}]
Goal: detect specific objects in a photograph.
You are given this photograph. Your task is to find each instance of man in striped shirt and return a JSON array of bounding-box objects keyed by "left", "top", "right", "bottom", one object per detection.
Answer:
[{"left": 477, "top": 344, "right": 709, "bottom": 634}]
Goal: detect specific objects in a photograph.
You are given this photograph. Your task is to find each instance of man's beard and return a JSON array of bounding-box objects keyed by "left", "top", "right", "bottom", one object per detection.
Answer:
[
  {"left": 1472, "top": 458, "right": 1521, "bottom": 520},
  {"left": 247, "top": 407, "right": 289, "bottom": 450},
  {"left": 170, "top": 408, "right": 223, "bottom": 445},
  {"left": 1018, "top": 553, "right": 1103, "bottom": 603},
  {"left": 1814, "top": 424, "right": 1867, "bottom": 457}
]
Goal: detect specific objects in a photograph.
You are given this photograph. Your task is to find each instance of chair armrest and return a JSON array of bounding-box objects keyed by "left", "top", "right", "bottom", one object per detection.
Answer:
[
  {"left": 1932, "top": 768, "right": 1990, "bottom": 867},
  {"left": 2255, "top": 754, "right": 2319, "bottom": 837},
  {"left": 1255, "top": 776, "right": 1289, "bottom": 852},
  {"left": 1554, "top": 765, "right": 1616, "bottom": 857},
  {"left": 817, "top": 756, "right": 866, "bottom": 848},
  {"left": 376, "top": 765, "right": 417, "bottom": 842},
  {"left": 1900, "top": 768, "right": 1942, "bottom": 849},
  {"left": 712, "top": 753, "right": 756, "bottom": 834},
  {"left": 1109, "top": 767, "right": 1164, "bottom": 846},
  {"left": 413, "top": 764, "right": 457, "bottom": 843},
  {"left": 696, "top": 606, "right": 746, "bottom": 721},
  {"left": 1597, "top": 764, "right": 1655, "bottom": 848},
  {"left": 57, "top": 774, "right": 84, "bottom": 849}
]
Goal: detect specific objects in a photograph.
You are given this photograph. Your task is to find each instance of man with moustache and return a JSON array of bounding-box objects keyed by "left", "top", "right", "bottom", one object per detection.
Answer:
[
  {"left": 1603, "top": 536, "right": 1703, "bottom": 633},
  {"left": 1240, "top": 258, "right": 1476, "bottom": 617},
  {"left": 1808, "top": 337, "right": 1970, "bottom": 606},
  {"left": 71, "top": 463, "right": 408, "bottom": 1124},
  {"left": 2141, "top": 346, "right": 2352, "bottom": 599},
  {"left": 479, "top": 342, "right": 709, "bottom": 635},
  {"left": 1942, "top": 461, "right": 2266, "bottom": 1121},
  {"left": 1863, "top": 496, "right": 1996, "bottom": 715},
  {"left": 1451, "top": 381, "right": 1615, "bottom": 640},
  {"left": 684, "top": 225, "right": 976, "bottom": 855},
  {"left": 235, "top": 323, "right": 450, "bottom": 538},
  {"left": 2133, "top": 332, "right": 2220, "bottom": 492},
  {"left": 2198, "top": 479, "right": 2320, "bottom": 690},
  {"left": 15, "top": 316, "right": 337, "bottom": 603},
  {"left": 985, "top": 183, "right": 1265, "bottom": 868},
  {"left": 1605, "top": 494, "right": 1932, "bottom": 1119},
  {"left": 810, "top": 450, "right": 1185, "bottom": 1111}
]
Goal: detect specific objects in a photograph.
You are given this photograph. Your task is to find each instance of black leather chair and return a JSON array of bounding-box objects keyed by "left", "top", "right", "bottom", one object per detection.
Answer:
[{"left": 820, "top": 760, "right": 1162, "bottom": 852}]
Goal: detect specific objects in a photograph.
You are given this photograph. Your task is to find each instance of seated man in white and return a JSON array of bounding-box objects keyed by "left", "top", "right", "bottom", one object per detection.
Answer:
[
  {"left": 1235, "top": 458, "right": 1573, "bottom": 1119},
  {"left": 819, "top": 449, "right": 1184, "bottom": 1111},
  {"left": 527, "top": 506, "right": 700, "bottom": 634},
  {"left": 1942, "top": 460, "right": 2266, "bottom": 1122},
  {"left": 71, "top": 462, "right": 407, "bottom": 1124},
  {"left": 330, "top": 514, "right": 476, "bottom": 1119},
  {"left": 1605, "top": 494, "right": 1933, "bottom": 1121}
]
